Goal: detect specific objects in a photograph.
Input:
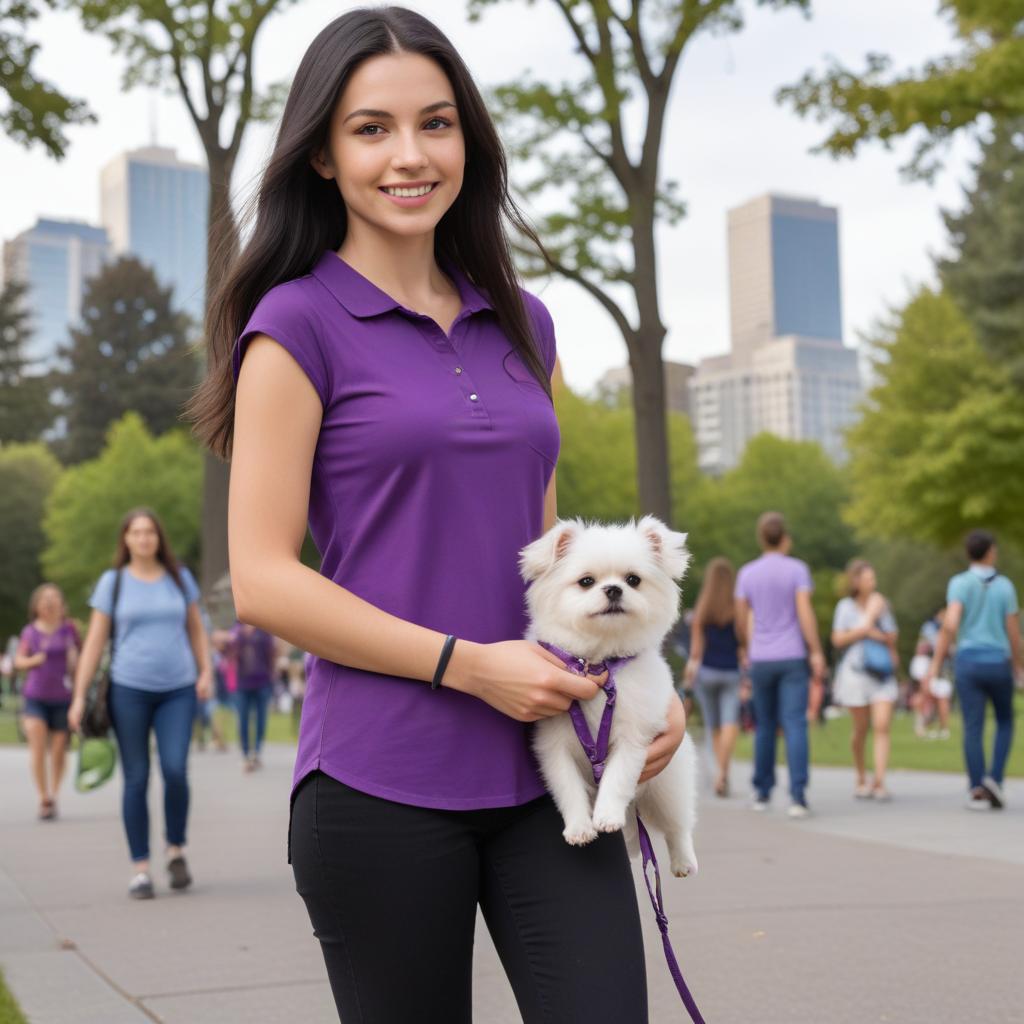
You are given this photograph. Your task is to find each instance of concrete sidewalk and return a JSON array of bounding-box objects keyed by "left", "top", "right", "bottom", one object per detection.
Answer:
[{"left": 1, "top": 743, "right": 1020, "bottom": 1023}]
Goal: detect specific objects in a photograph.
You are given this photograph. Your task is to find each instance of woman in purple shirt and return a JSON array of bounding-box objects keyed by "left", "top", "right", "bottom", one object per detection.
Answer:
[
  {"left": 189, "top": 8, "right": 686, "bottom": 1021},
  {"left": 15, "top": 583, "right": 80, "bottom": 820}
]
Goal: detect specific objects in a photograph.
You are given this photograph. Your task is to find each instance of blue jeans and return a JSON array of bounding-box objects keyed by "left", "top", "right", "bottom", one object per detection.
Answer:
[
  {"left": 955, "top": 654, "right": 1015, "bottom": 789},
  {"left": 235, "top": 687, "right": 271, "bottom": 757},
  {"left": 750, "top": 658, "right": 810, "bottom": 803},
  {"left": 109, "top": 682, "right": 196, "bottom": 862}
]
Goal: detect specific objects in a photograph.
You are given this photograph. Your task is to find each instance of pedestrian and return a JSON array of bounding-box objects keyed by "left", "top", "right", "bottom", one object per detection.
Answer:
[
  {"left": 684, "top": 557, "right": 744, "bottom": 797},
  {"left": 910, "top": 607, "right": 953, "bottom": 740},
  {"left": 187, "top": 9, "right": 688, "bottom": 1020},
  {"left": 14, "top": 584, "right": 80, "bottom": 820},
  {"left": 215, "top": 622, "right": 278, "bottom": 772},
  {"left": 924, "top": 530, "right": 1021, "bottom": 810},
  {"left": 735, "top": 511, "right": 825, "bottom": 818},
  {"left": 193, "top": 604, "right": 227, "bottom": 752},
  {"left": 68, "top": 508, "right": 213, "bottom": 899},
  {"left": 830, "top": 559, "right": 899, "bottom": 801}
]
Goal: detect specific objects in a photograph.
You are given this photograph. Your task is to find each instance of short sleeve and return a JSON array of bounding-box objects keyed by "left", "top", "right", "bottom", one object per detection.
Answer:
[
  {"left": 735, "top": 566, "right": 749, "bottom": 601},
  {"left": 795, "top": 560, "right": 813, "bottom": 592},
  {"left": 1001, "top": 578, "right": 1019, "bottom": 616},
  {"left": 17, "top": 626, "right": 34, "bottom": 655},
  {"left": 89, "top": 569, "right": 117, "bottom": 615},
  {"left": 180, "top": 567, "right": 201, "bottom": 605},
  {"left": 832, "top": 599, "right": 853, "bottom": 632},
  {"left": 879, "top": 606, "right": 897, "bottom": 633},
  {"left": 946, "top": 574, "right": 966, "bottom": 606},
  {"left": 522, "top": 291, "right": 558, "bottom": 379},
  {"left": 233, "top": 282, "right": 331, "bottom": 407}
]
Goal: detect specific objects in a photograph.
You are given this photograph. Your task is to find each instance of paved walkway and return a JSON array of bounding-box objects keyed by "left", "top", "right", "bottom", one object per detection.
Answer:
[{"left": 1, "top": 742, "right": 1020, "bottom": 1023}]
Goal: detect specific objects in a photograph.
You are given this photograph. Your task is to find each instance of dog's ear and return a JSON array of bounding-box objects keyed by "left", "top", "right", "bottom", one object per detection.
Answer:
[
  {"left": 519, "top": 519, "right": 581, "bottom": 582},
  {"left": 638, "top": 515, "right": 691, "bottom": 580}
]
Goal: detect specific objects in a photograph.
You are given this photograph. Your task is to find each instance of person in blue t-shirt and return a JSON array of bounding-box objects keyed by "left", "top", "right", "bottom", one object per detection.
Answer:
[
  {"left": 924, "top": 530, "right": 1021, "bottom": 810},
  {"left": 69, "top": 508, "right": 213, "bottom": 899}
]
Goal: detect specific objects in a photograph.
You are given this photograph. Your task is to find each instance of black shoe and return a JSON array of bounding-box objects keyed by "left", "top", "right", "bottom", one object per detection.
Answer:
[
  {"left": 167, "top": 855, "right": 192, "bottom": 891},
  {"left": 129, "top": 873, "right": 155, "bottom": 899}
]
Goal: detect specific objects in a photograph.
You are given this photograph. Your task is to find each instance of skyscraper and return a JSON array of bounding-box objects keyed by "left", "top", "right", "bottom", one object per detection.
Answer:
[
  {"left": 2, "top": 218, "right": 110, "bottom": 370},
  {"left": 100, "top": 146, "right": 207, "bottom": 326},
  {"left": 692, "top": 194, "right": 862, "bottom": 472}
]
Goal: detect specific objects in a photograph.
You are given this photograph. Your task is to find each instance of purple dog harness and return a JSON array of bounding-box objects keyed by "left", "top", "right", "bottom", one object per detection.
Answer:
[{"left": 540, "top": 641, "right": 706, "bottom": 1024}]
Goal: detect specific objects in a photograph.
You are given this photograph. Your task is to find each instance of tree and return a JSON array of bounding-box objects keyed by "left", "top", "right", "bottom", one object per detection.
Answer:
[
  {"left": 1, "top": 0, "right": 95, "bottom": 157},
  {"left": 939, "top": 119, "right": 1024, "bottom": 382},
  {"left": 778, "top": 1, "right": 1024, "bottom": 181},
  {"left": 471, "top": 0, "right": 809, "bottom": 523},
  {"left": 845, "top": 288, "right": 1024, "bottom": 549},
  {"left": 0, "top": 442, "right": 62, "bottom": 640},
  {"left": 54, "top": 256, "right": 196, "bottom": 463},
  {"left": 42, "top": 413, "right": 202, "bottom": 615},
  {"left": 0, "top": 278, "right": 53, "bottom": 442},
  {"left": 66, "top": 0, "right": 296, "bottom": 588}
]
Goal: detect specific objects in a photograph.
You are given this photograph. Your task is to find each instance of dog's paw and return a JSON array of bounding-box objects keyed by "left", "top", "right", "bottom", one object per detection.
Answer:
[
  {"left": 563, "top": 823, "right": 598, "bottom": 846},
  {"left": 591, "top": 810, "right": 626, "bottom": 834},
  {"left": 671, "top": 858, "right": 698, "bottom": 878}
]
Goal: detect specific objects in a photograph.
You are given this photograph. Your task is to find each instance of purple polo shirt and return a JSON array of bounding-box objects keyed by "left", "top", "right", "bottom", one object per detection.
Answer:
[
  {"left": 735, "top": 553, "right": 814, "bottom": 662},
  {"left": 233, "top": 250, "right": 560, "bottom": 809},
  {"left": 19, "top": 621, "right": 80, "bottom": 703}
]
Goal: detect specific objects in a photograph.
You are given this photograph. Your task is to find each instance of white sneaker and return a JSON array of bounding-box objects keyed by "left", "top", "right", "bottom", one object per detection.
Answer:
[
  {"left": 750, "top": 797, "right": 769, "bottom": 812},
  {"left": 787, "top": 801, "right": 810, "bottom": 819},
  {"left": 981, "top": 777, "right": 1005, "bottom": 809},
  {"left": 966, "top": 788, "right": 991, "bottom": 811}
]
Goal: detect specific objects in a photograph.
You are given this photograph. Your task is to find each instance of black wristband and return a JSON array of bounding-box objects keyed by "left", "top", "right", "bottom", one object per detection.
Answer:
[{"left": 431, "top": 634, "right": 457, "bottom": 690}]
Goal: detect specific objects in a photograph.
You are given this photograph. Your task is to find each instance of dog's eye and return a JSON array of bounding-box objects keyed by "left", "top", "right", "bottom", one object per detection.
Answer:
[
  {"left": 625, "top": 574, "right": 641, "bottom": 588},
  {"left": 578, "top": 576, "right": 596, "bottom": 588}
]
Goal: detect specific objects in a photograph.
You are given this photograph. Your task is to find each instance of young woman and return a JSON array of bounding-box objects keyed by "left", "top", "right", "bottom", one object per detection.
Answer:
[
  {"left": 685, "top": 557, "right": 744, "bottom": 797},
  {"left": 831, "top": 559, "right": 899, "bottom": 801},
  {"left": 15, "top": 584, "right": 80, "bottom": 819},
  {"left": 69, "top": 509, "right": 212, "bottom": 899},
  {"left": 188, "top": 8, "right": 686, "bottom": 1020}
]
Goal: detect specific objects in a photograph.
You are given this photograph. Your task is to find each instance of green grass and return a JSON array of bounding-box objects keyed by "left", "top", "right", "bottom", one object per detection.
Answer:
[
  {"left": 0, "top": 968, "right": 28, "bottom": 1024},
  {"left": 732, "top": 693, "right": 1024, "bottom": 777}
]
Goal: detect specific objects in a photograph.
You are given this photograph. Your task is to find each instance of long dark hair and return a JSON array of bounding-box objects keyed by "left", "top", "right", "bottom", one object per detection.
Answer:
[
  {"left": 693, "top": 557, "right": 736, "bottom": 629},
  {"left": 189, "top": 6, "right": 553, "bottom": 458},
  {"left": 114, "top": 507, "right": 185, "bottom": 591}
]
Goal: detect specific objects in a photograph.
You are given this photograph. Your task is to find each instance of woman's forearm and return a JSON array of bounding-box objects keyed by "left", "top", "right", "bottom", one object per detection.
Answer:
[
  {"left": 233, "top": 558, "right": 483, "bottom": 694},
  {"left": 72, "top": 630, "right": 106, "bottom": 701}
]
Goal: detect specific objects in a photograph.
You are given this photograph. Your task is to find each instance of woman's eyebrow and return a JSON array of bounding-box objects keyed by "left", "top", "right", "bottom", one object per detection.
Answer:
[{"left": 342, "top": 100, "right": 456, "bottom": 124}]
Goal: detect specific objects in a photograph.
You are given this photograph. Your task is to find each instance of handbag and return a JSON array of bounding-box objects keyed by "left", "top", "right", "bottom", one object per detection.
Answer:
[
  {"left": 862, "top": 637, "right": 894, "bottom": 680},
  {"left": 81, "top": 569, "right": 122, "bottom": 739}
]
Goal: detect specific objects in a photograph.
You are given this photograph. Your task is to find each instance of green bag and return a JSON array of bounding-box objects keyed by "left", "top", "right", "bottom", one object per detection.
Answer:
[{"left": 74, "top": 736, "right": 117, "bottom": 792}]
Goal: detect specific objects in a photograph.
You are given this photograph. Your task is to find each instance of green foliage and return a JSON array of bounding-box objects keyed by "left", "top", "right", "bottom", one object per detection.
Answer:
[
  {"left": 54, "top": 256, "right": 197, "bottom": 463},
  {"left": 846, "top": 288, "right": 1024, "bottom": 549},
  {"left": 0, "top": 278, "right": 53, "bottom": 442},
  {"left": 0, "top": 443, "right": 61, "bottom": 640},
  {"left": 0, "top": 0, "right": 95, "bottom": 159},
  {"left": 939, "top": 119, "right": 1024, "bottom": 382},
  {"left": 41, "top": 414, "right": 201, "bottom": 614},
  {"left": 779, "top": 1, "right": 1024, "bottom": 180}
]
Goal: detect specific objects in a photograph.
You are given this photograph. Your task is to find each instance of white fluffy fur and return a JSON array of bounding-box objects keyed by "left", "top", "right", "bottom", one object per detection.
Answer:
[{"left": 520, "top": 515, "right": 699, "bottom": 878}]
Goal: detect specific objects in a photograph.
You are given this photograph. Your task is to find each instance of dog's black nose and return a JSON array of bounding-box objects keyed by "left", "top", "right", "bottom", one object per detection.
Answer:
[{"left": 604, "top": 584, "right": 622, "bottom": 601}]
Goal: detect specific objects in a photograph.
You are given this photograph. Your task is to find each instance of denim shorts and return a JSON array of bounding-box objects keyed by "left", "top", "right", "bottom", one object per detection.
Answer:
[
  {"left": 22, "top": 698, "right": 70, "bottom": 732},
  {"left": 694, "top": 666, "right": 742, "bottom": 730}
]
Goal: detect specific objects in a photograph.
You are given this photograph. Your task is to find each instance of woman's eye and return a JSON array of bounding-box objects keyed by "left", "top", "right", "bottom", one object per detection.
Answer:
[
  {"left": 356, "top": 124, "right": 383, "bottom": 136},
  {"left": 425, "top": 117, "right": 450, "bottom": 129},
  {"left": 578, "top": 576, "right": 595, "bottom": 588},
  {"left": 626, "top": 574, "right": 641, "bottom": 588}
]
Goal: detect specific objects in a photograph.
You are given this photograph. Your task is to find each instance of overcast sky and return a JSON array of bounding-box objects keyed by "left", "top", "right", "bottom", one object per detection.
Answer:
[{"left": 0, "top": 0, "right": 977, "bottom": 393}]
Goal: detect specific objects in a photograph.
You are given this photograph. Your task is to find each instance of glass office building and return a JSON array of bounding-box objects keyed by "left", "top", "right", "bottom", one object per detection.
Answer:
[
  {"left": 2, "top": 219, "right": 110, "bottom": 370},
  {"left": 101, "top": 146, "right": 207, "bottom": 327}
]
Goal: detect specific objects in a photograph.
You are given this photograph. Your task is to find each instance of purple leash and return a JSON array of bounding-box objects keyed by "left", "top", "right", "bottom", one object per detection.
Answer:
[{"left": 540, "top": 642, "right": 707, "bottom": 1024}]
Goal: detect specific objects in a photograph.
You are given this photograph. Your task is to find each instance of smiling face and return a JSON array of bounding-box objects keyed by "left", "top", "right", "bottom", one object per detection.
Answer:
[
  {"left": 33, "top": 586, "right": 63, "bottom": 622},
  {"left": 313, "top": 50, "right": 465, "bottom": 243},
  {"left": 123, "top": 515, "right": 160, "bottom": 561}
]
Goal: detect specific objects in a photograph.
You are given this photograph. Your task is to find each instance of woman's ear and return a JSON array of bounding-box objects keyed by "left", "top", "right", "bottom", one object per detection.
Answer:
[
  {"left": 311, "top": 148, "right": 335, "bottom": 181},
  {"left": 519, "top": 519, "right": 581, "bottom": 583}
]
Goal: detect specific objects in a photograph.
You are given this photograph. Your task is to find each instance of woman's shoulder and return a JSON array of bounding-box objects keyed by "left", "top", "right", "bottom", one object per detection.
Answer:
[
  {"left": 246, "top": 275, "right": 326, "bottom": 332},
  {"left": 517, "top": 288, "right": 556, "bottom": 372}
]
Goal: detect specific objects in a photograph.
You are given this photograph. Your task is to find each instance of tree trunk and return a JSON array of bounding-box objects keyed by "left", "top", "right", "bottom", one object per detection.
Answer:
[{"left": 200, "top": 148, "right": 239, "bottom": 594}]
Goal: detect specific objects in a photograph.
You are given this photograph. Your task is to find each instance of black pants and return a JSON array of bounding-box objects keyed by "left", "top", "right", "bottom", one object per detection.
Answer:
[{"left": 290, "top": 771, "right": 648, "bottom": 1023}]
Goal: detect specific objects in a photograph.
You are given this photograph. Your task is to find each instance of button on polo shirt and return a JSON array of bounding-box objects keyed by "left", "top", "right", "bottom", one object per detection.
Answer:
[{"left": 233, "top": 250, "right": 560, "bottom": 810}]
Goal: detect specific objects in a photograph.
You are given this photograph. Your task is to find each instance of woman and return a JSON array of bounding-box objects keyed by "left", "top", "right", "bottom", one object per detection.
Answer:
[
  {"left": 831, "top": 559, "right": 899, "bottom": 800},
  {"left": 69, "top": 509, "right": 212, "bottom": 899},
  {"left": 214, "top": 621, "right": 278, "bottom": 771},
  {"left": 684, "top": 557, "right": 744, "bottom": 797},
  {"left": 187, "top": 9, "right": 686, "bottom": 1020},
  {"left": 15, "top": 584, "right": 80, "bottom": 819}
]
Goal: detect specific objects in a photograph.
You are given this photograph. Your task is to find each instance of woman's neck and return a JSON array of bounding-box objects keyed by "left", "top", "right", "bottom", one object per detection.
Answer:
[
  {"left": 338, "top": 228, "right": 449, "bottom": 309},
  {"left": 855, "top": 592, "right": 874, "bottom": 607},
  {"left": 128, "top": 556, "right": 162, "bottom": 575},
  {"left": 34, "top": 615, "right": 62, "bottom": 632}
]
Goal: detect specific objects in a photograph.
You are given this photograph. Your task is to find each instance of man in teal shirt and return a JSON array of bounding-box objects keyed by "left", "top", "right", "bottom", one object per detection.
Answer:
[{"left": 926, "top": 530, "right": 1021, "bottom": 809}]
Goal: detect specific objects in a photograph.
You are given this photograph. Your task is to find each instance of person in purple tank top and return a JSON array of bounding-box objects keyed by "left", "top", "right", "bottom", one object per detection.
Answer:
[
  {"left": 14, "top": 584, "right": 80, "bottom": 820},
  {"left": 187, "top": 9, "right": 688, "bottom": 1021},
  {"left": 735, "top": 512, "right": 825, "bottom": 818}
]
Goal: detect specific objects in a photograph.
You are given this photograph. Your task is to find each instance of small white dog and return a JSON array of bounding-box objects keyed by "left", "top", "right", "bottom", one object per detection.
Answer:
[{"left": 520, "top": 515, "right": 699, "bottom": 878}]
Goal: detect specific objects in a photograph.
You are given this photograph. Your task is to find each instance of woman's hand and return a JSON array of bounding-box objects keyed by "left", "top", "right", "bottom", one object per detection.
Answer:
[
  {"left": 448, "top": 640, "right": 603, "bottom": 722},
  {"left": 196, "top": 668, "right": 214, "bottom": 702},
  {"left": 638, "top": 693, "right": 686, "bottom": 784},
  {"left": 68, "top": 696, "right": 85, "bottom": 734},
  {"left": 683, "top": 657, "right": 699, "bottom": 687}
]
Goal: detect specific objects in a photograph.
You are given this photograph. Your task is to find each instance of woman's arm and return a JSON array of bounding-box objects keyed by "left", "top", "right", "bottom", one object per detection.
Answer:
[
  {"left": 186, "top": 603, "right": 213, "bottom": 699},
  {"left": 13, "top": 635, "right": 45, "bottom": 671},
  {"left": 684, "top": 617, "right": 704, "bottom": 685},
  {"left": 229, "top": 336, "right": 595, "bottom": 723},
  {"left": 67, "top": 610, "right": 112, "bottom": 731}
]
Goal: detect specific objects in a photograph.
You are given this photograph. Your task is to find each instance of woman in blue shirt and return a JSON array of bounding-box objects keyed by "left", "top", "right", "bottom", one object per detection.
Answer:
[{"left": 70, "top": 508, "right": 212, "bottom": 899}]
